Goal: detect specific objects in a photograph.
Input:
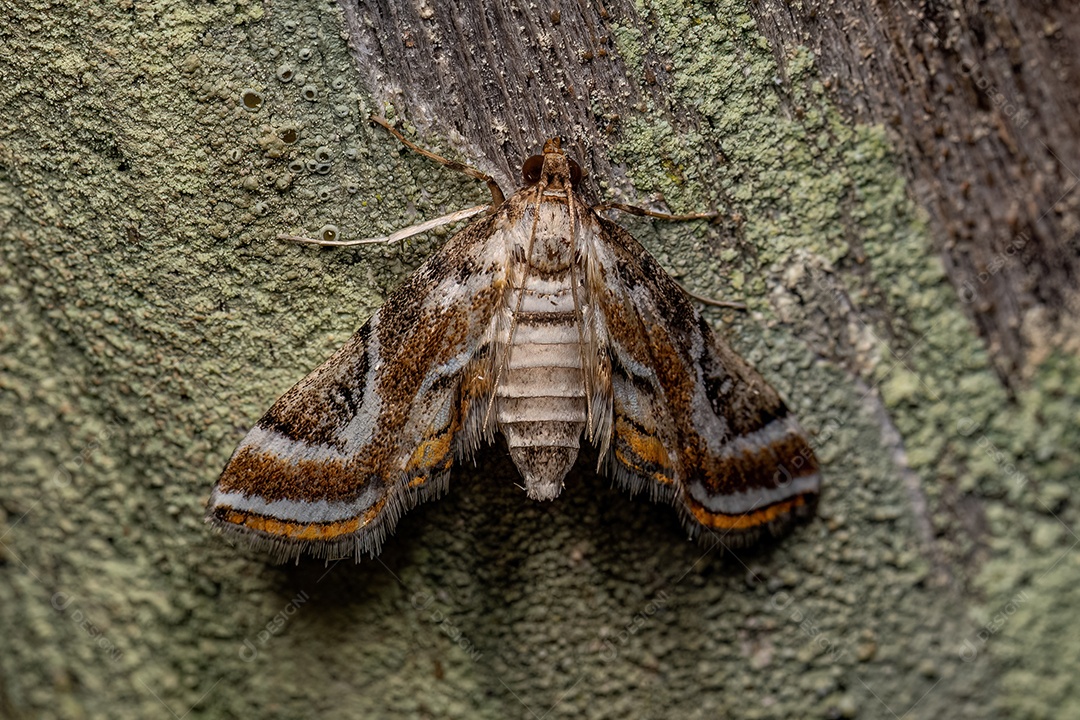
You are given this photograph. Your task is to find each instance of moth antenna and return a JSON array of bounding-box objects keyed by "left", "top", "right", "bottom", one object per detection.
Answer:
[
  {"left": 278, "top": 204, "right": 490, "bottom": 247},
  {"left": 369, "top": 114, "right": 507, "bottom": 208}
]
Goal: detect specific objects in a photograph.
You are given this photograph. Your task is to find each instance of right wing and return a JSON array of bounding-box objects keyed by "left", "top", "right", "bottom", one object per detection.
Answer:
[{"left": 589, "top": 215, "right": 821, "bottom": 547}]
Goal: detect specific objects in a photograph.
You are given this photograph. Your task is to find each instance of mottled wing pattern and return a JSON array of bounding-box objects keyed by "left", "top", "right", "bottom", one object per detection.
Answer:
[
  {"left": 589, "top": 216, "right": 820, "bottom": 546},
  {"left": 207, "top": 214, "right": 510, "bottom": 561}
]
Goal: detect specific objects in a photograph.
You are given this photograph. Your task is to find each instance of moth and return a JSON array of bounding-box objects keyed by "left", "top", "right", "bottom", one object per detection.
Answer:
[{"left": 207, "top": 119, "right": 820, "bottom": 562}]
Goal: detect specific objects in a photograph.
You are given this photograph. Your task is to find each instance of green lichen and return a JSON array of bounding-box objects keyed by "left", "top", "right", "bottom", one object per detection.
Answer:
[
  {"left": 610, "top": 0, "right": 1080, "bottom": 716},
  {"left": 2, "top": 0, "right": 1077, "bottom": 718}
]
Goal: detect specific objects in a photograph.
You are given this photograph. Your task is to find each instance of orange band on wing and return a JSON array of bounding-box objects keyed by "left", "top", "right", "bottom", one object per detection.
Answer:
[
  {"left": 404, "top": 432, "right": 453, "bottom": 475},
  {"left": 615, "top": 420, "right": 675, "bottom": 484},
  {"left": 685, "top": 493, "right": 814, "bottom": 530},
  {"left": 615, "top": 448, "right": 675, "bottom": 486},
  {"left": 220, "top": 497, "right": 387, "bottom": 541}
]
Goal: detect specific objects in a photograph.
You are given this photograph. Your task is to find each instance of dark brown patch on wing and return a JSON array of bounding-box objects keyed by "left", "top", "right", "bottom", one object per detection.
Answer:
[
  {"left": 689, "top": 427, "right": 820, "bottom": 498},
  {"left": 216, "top": 447, "right": 378, "bottom": 504},
  {"left": 259, "top": 324, "right": 370, "bottom": 451}
]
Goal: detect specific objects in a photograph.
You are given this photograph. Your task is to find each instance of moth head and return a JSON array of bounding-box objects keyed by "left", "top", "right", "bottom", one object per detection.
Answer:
[{"left": 522, "top": 137, "right": 582, "bottom": 190}]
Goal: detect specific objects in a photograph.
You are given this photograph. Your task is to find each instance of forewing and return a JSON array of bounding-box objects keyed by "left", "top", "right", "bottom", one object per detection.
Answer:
[
  {"left": 591, "top": 217, "right": 820, "bottom": 546},
  {"left": 207, "top": 215, "right": 508, "bottom": 561}
]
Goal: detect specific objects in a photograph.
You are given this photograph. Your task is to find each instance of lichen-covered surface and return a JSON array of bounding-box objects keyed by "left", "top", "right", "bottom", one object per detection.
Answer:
[{"left": 1, "top": 1, "right": 1077, "bottom": 719}]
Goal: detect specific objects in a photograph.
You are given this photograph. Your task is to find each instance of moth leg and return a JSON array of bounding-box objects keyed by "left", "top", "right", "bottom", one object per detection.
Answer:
[
  {"left": 595, "top": 203, "right": 744, "bottom": 309},
  {"left": 592, "top": 201, "right": 717, "bottom": 222},
  {"left": 678, "top": 288, "right": 746, "bottom": 311},
  {"left": 279, "top": 204, "right": 491, "bottom": 246},
  {"left": 369, "top": 115, "right": 507, "bottom": 208}
]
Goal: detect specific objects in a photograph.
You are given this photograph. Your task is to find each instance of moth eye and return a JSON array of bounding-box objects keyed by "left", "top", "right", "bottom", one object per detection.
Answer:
[
  {"left": 568, "top": 159, "right": 582, "bottom": 187},
  {"left": 522, "top": 155, "right": 544, "bottom": 185}
]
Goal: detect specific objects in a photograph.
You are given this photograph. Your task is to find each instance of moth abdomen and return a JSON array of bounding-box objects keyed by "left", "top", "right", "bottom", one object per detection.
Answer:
[{"left": 495, "top": 304, "right": 588, "bottom": 500}]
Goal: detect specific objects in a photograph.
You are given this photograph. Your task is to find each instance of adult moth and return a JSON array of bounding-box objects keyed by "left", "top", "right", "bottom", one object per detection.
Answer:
[{"left": 207, "top": 119, "right": 820, "bottom": 561}]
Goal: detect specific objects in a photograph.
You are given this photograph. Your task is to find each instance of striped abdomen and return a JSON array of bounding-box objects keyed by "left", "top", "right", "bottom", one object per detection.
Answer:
[{"left": 496, "top": 274, "right": 587, "bottom": 501}]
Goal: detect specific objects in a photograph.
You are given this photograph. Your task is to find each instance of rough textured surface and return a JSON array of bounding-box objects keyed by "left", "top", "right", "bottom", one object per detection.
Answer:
[
  {"left": 1, "top": 1, "right": 1077, "bottom": 719},
  {"left": 750, "top": 0, "right": 1080, "bottom": 387},
  {"left": 340, "top": 0, "right": 652, "bottom": 193}
]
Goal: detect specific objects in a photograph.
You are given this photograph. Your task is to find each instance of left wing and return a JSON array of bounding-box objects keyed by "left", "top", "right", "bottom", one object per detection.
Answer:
[
  {"left": 589, "top": 215, "right": 821, "bottom": 547},
  {"left": 207, "top": 213, "right": 512, "bottom": 561}
]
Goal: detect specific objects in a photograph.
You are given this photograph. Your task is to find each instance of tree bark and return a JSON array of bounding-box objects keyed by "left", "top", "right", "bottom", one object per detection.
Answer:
[
  {"left": 1, "top": 1, "right": 1076, "bottom": 719},
  {"left": 749, "top": 0, "right": 1080, "bottom": 387}
]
